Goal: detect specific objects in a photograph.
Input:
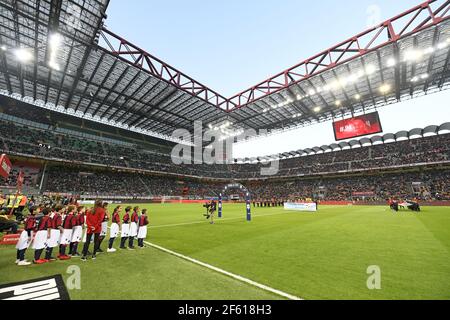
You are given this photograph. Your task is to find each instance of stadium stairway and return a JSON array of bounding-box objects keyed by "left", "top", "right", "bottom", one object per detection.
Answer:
[{"left": 137, "top": 175, "right": 153, "bottom": 196}]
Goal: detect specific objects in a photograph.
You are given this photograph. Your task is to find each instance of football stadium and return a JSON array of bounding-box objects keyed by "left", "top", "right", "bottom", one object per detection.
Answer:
[{"left": 0, "top": 0, "right": 450, "bottom": 303}]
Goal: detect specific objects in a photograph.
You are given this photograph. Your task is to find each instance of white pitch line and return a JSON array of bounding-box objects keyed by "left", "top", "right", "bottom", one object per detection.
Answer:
[
  {"left": 143, "top": 240, "right": 303, "bottom": 301},
  {"left": 150, "top": 211, "right": 288, "bottom": 229}
]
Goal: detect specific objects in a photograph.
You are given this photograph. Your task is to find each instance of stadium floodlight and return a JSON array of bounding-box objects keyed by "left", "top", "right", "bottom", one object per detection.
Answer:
[
  {"left": 421, "top": 74, "right": 429, "bottom": 80},
  {"left": 354, "top": 94, "right": 361, "bottom": 100},
  {"left": 338, "top": 78, "right": 349, "bottom": 87},
  {"left": 411, "top": 76, "right": 419, "bottom": 82},
  {"left": 48, "top": 33, "right": 63, "bottom": 71},
  {"left": 348, "top": 74, "right": 359, "bottom": 83},
  {"left": 335, "top": 100, "right": 341, "bottom": 106},
  {"left": 437, "top": 41, "right": 448, "bottom": 50},
  {"left": 14, "top": 48, "right": 33, "bottom": 62},
  {"left": 379, "top": 84, "right": 391, "bottom": 94},
  {"left": 309, "top": 89, "right": 316, "bottom": 95},
  {"left": 48, "top": 61, "right": 60, "bottom": 71},
  {"left": 404, "top": 49, "right": 423, "bottom": 61},
  {"left": 387, "top": 58, "right": 396, "bottom": 67},
  {"left": 49, "top": 33, "right": 63, "bottom": 48},
  {"left": 313, "top": 106, "right": 321, "bottom": 113},
  {"left": 365, "top": 64, "right": 377, "bottom": 75},
  {"left": 1, "top": 45, "right": 6, "bottom": 51},
  {"left": 424, "top": 47, "right": 435, "bottom": 54}
]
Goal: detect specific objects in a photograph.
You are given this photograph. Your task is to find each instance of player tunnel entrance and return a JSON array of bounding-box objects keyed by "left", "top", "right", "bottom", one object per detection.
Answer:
[{"left": 218, "top": 183, "right": 252, "bottom": 221}]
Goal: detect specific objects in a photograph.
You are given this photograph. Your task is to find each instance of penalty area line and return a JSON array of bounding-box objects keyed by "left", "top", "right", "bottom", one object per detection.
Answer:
[{"left": 143, "top": 240, "right": 303, "bottom": 301}]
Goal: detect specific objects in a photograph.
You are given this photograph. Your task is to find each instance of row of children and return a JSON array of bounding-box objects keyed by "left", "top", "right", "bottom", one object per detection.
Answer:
[{"left": 15, "top": 201, "right": 149, "bottom": 266}]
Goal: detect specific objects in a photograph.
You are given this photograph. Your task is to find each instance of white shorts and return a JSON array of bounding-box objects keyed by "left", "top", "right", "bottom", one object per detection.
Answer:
[
  {"left": 130, "top": 222, "right": 138, "bottom": 237},
  {"left": 100, "top": 221, "right": 108, "bottom": 237},
  {"left": 16, "top": 230, "right": 32, "bottom": 250},
  {"left": 121, "top": 224, "right": 130, "bottom": 237},
  {"left": 71, "top": 226, "right": 83, "bottom": 243},
  {"left": 137, "top": 226, "right": 147, "bottom": 239},
  {"left": 110, "top": 223, "right": 120, "bottom": 238},
  {"left": 32, "top": 230, "right": 48, "bottom": 250},
  {"left": 46, "top": 229, "right": 60, "bottom": 248},
  {"left": 82, "top": 228, "right": 87, "bottom": 242},
  {"left": 60, "top": 229, "right": 73, "bottom": 245}
]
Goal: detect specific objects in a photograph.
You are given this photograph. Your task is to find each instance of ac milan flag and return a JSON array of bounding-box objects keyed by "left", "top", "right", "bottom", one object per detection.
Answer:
[{"left": 0, "top": 154, "right": 12, "bottom": 179}]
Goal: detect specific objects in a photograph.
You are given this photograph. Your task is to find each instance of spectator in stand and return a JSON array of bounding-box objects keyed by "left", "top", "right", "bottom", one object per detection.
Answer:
[{"left": 0, "top": 210, "right": 19, "bottom": 234}]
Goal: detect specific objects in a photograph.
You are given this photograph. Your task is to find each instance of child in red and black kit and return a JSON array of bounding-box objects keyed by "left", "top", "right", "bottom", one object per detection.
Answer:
[
  {"left": 137, "top": 209, "right": 149, "bottom": 248},
  {"left": 128, "top": 207, "right": 139, "bottom": 249},
  {"left": 120, "top": 206, "right": 132, "bottom": 249},
  {"left": 32, "top": 208, "right": 52, "bottom": 264},
  {"left": 59, "top": 205, "right": 75, "bottom": 260},
  {"left": 69, "top": 206, "right": 85, "bottom": 257},
  {"left": 45, "top": 205, "right": 63, "bottom": 261},
  {"left": 107, "top": 206, "right": 122, "bottom": 253},
  {"left": 15, "top": 206, "right": 37, "bottom": 266}
]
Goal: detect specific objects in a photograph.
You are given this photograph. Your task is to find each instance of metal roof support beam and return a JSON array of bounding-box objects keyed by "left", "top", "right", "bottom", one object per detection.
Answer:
[
  {"left": 101, "top": 70, "right": 142, "bottom": 119},
  {"left": 423, "top": 27, "right": 441, "bottom": 92},
  {"left": 111, "top": 77, "right": 156, "bottom": 122},
  {"left": 73, "top": 51, "right": 106, "bottom": 112},
  {"left": 85, "top": 59, "right": 119, "bottom": 113},
  {"left": 92, "top": 65, "right": 130, "bottom": 117}
]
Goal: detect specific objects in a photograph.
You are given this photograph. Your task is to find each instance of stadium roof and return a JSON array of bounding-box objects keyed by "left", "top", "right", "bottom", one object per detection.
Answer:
[
  {"left": 234, "top": 122, "right": 450, "bottom": 163},
  {"left": 0, "top": 0, "right": 449, "bottom": 142}
]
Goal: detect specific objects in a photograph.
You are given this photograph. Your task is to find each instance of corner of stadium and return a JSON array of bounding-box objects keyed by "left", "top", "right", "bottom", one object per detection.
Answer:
[{"left": 0, "top": 0, "right": 449, "bottom": 307}]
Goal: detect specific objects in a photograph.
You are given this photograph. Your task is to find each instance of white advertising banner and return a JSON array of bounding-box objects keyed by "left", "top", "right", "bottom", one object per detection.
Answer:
[{"left": 284, "top": 202, "right": 317, "bottom": 212}]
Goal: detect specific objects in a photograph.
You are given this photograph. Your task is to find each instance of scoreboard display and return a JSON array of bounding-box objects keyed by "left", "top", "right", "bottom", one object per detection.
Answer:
[{"left": 333, "top": 112, "right": 383, "bottom": 141}]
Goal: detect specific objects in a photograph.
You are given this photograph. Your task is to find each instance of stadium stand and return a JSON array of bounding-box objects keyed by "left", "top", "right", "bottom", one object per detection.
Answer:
[
  {"left": 1, "top": 115, "right": 449, "bottom": 180},
  {"left": 38, "top": 165, "right": 450, "bottom": 202}
]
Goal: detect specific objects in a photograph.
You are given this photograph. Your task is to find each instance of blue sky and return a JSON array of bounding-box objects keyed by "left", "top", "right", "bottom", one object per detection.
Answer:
[{"left": 106, "top": 0, "right": 450, "bottom": 157}]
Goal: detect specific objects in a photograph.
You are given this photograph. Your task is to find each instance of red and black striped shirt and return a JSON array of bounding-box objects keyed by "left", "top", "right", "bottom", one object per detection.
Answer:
[
  {"left": 51, "top": 213, "right": 62, "bottom": 229},
  {"left": 139, "top": 215, "right": 149, "bottom": 227},
  {"left": 62, "top": 214, "right": 73, "bottom": 229},
  {"left": 78, "top": 213, "right": 85, "bottom": 225},
  {"left": 24, "top": 216, "right": 36, "bottom": 237},
  {"left": 112, "top": 212, "right": 120, "bottom": 224},
  {"left": 37, "top": 216, "right": 51, "bottom": 231}
]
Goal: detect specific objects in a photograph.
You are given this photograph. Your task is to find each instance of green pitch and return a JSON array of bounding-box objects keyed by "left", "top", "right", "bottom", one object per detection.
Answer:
[{"left": 0, "top": 204, "right": 449, "bottom": 300}]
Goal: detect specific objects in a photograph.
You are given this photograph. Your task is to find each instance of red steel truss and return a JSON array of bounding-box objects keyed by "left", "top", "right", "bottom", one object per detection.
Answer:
[
  {"left": 99, "top": 0, "right": 450, "bottom": 112},
  {"left": 99, "top": 28, "right": 233, "bottom": 111},
  {"left": 222, "top": 0, "right": 450, "bottom": 111}
]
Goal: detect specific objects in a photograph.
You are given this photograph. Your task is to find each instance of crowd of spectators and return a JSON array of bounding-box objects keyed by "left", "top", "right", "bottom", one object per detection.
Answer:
[
  {"left": 1, "top": 118, "right": 449, "bottom": 180},
  {"left": 40, "top": 164, "right": 450, "bottom": 201},
  {"left": 246, "top": 170, "right": 450, "bottom": 201},
  {"left": 43, "top": 166, "right": 223, "bottom": 198}
]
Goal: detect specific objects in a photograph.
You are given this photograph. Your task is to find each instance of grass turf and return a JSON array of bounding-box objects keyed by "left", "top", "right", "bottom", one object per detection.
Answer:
[{"left": 0, "top": 204, "right": 449, "bottom": 300}]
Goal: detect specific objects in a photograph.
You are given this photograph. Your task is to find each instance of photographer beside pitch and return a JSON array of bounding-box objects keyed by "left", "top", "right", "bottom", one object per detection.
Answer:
[{"left": 203, "top": 200, "right": 217, "bottom": 224}]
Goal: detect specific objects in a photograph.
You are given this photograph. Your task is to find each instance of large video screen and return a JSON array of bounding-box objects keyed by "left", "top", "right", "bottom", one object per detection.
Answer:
[{"left": 333, "top": 112, "right": 383, "bottom": 141}]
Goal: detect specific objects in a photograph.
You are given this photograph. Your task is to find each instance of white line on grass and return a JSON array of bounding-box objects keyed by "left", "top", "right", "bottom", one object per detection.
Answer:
[
  {"left": 143, "top": 240, "right": 303, "bottom": 301},
  {"left": 150, "top": 211, "right": 288, "bottom": 229}
]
